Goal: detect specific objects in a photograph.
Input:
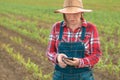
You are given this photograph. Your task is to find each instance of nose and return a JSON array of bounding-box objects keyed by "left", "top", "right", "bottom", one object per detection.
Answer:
[{"left": 69, "top": 14, "right": 75, "bottom": 19}]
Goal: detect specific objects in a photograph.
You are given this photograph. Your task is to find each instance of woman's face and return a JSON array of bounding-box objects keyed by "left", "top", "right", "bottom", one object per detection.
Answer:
[{"left": 64, "top": 13, "right": 81, "bottom": 25}]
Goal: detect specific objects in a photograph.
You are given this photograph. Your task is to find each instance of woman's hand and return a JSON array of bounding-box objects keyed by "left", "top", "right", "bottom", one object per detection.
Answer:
[
  {"left": 57, "top": 54, "right": 67, "bottom": 68},
  {"left": 63, "top": 58, "right": 79, "bottom": 67}
]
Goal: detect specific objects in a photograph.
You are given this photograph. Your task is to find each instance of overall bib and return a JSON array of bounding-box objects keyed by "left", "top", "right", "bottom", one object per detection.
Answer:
[{"left": 53, "top": 21, "right": 94, "bottom": 80}]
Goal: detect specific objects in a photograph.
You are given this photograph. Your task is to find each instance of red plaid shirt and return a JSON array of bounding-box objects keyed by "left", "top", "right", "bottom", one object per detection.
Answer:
[{"left": 46, "top": 20, "right": 102, "bottom": 68}]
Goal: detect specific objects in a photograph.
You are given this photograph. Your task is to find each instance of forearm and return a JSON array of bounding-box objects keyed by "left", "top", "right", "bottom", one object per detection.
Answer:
[
  {"left": 46, "top": 51, "right": 58, "bottom": 64},
  {"left": 77, "top": 49, "right": 102, "bottom": 68}
]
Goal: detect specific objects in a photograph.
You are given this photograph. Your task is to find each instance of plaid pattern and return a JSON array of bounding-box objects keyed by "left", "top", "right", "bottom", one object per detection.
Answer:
[{"left": 46, "top": 20, "right": 102, "bottom": 68}]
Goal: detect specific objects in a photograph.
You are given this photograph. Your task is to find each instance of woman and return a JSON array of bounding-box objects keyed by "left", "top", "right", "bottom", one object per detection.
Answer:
[{"left": 46, "top": 0, "right": 102, "bottom": 80}]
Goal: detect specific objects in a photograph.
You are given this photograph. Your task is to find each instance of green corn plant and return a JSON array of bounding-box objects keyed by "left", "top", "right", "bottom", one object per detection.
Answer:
[{"left": 10, "top": 36, "right": 23, "bottom": 45}]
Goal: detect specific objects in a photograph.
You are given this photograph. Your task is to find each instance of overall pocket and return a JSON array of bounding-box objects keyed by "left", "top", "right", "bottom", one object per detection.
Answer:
[
  {"left": 80, "top": 71, "right": 94, "bottom": 80},
  {"left": 53, "top": 70, "right": 63, "bottom": 80}
]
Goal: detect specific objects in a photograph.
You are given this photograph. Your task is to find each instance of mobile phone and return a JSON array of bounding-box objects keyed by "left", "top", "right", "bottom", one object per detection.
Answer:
[{"left": 64, "top": 57, "right": 73, "bottom": 60}]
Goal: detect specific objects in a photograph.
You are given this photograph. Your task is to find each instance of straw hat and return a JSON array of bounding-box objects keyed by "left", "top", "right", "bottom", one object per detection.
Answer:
[{"left": 54, "top": 0, "right": 92, "bottom": 13}]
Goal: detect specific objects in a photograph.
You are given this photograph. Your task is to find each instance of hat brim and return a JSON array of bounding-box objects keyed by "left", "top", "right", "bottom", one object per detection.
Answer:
[{"left": 54, "top": 7, "right": 92, "bottom": 13}]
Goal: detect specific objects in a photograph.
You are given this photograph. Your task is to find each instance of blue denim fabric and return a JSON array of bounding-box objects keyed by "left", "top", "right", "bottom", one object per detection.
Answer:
[{"left": 53, "top": 70, "right": 94, "bottom": 80}]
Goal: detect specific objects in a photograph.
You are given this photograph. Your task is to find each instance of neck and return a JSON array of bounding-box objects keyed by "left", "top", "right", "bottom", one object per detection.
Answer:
[{"left": 68, "top": 22, "right": 82, "bottom": 31}]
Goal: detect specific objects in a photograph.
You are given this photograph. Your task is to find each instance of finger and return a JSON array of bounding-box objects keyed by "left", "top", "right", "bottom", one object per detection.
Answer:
[
  {"left": 62, "top": 58, "right": 67, "bottom": 64},
  {"left": 63, "top": 59, "right": 74, "bottom": 65},
  {"left": 64, "top": 59, "right": 74, "bottom": 63},
  {"left": 58, "top": 54, "right": 66, "bottom": 57},
  {"left": 73, "top": 58, "right": 78, "bottom": 60},
  {"left": 59, "top": 62, "right": 67, "bottom": 68}
]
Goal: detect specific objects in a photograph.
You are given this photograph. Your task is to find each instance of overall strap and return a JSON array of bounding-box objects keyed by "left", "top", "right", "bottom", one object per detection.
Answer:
[
  {"left": 81, "top": 26, "right": 86, "bottom": 40},
  {"left": 59, "top": 21, "right": 64, "bottom": 41}
]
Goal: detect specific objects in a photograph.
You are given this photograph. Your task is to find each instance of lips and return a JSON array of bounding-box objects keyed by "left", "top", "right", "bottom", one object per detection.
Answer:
[{"left": 70, "top": 20, "right": 75, "bottom": 22}]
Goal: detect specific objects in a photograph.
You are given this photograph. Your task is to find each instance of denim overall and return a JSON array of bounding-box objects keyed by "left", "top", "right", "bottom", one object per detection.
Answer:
[{"left": 53, "top": 21, "right": 94, "bottom": 80}]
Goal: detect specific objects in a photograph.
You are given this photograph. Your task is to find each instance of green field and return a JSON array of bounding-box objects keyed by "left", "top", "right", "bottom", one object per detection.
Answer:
[{"left": 0, "top": 0, "right": 120, "bottom": 80}]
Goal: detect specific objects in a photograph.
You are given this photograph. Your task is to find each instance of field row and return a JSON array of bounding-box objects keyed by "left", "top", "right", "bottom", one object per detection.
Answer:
[{"left": 0, "top": 26, "right": 53, "bottom": 80}]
